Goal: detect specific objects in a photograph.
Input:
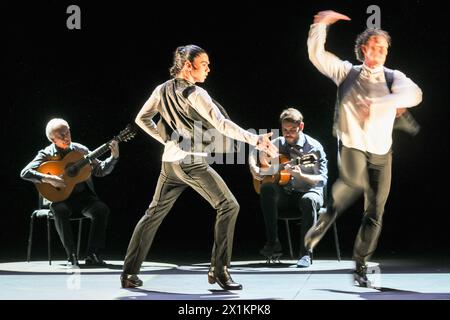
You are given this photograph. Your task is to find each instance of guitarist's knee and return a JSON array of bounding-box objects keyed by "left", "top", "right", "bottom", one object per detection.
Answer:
[
  {"left": 50, "top": 203, "right": 71, "bottom": 218},
  {"left": 260, "top": 183, "right": 279, "bottom": 197},
  {"left": 88, "top": 201, "right": 110, "bottom": 219}
]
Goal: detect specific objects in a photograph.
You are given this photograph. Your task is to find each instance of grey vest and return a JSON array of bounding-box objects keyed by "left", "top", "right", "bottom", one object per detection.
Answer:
[
  {"left": 156, "top": 78, "right": 237, "bottom": 153},
  {"left": 334, "top": 66, "right": 420, "bottom": 137}
]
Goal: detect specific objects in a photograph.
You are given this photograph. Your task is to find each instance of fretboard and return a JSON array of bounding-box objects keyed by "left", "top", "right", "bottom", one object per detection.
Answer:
[{"left": 72, "top": 140, "right": 114, "bottom": 170}]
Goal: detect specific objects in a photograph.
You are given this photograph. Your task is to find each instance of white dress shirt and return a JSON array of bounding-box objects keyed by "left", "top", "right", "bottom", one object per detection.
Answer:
[{"left": 307, "top": 23, "right": 423, "bottom": 154}]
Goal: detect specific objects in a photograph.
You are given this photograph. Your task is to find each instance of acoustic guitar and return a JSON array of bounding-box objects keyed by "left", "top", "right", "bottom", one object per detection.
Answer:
[
  {"left": 252, "top": 153, "right": 317, "bottom": 194},
  {"left": 35, "top": 124, "right": 136, "bottom": 202}
]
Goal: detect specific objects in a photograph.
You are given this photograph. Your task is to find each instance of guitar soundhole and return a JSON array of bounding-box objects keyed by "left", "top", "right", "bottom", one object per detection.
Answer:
[{"left": 65, "top": 164, "right": 79, "bottom": 177}]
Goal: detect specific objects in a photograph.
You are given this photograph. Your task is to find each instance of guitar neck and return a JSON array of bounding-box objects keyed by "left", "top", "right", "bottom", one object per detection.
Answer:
[
  {"left": 75, "top": 140, "right": 114, "bottom": 169},
  {"left": 87, "top": 140, "right": 114, "bottom": 160},
  {"left": 278, "top": 155, "right": 316, "bottom": 170}
]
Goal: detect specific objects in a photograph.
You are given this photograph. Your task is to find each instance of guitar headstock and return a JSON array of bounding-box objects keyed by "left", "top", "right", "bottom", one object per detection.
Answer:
[{"left": 115, "top": 124, "right": 137, "bottom": 143}]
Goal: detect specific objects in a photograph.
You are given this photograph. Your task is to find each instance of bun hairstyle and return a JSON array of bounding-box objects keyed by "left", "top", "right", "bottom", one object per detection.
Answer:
[{"left": 169, "top": 45, "right": 207, "bottom": 77}]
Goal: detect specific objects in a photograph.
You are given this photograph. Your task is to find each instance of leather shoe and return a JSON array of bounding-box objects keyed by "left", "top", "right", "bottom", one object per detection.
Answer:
[
  {"left": 354, "top": 263, "right": 372, "bottom": 287},
  {"left": 304, "top": 210, "right": 337, "bottom": 251},
  {"left": 85, "top": 253, "right": 107, "bottom": 266},
  {"left": 67, "top": 253, "right": 79, "bottom": 267},
  {"left": 259, "top": 240, "right": 282, "bottom": 259},
  {"left": 121, "top": 274, "right": 143, "bottom": 288},
  {"left": 208, "top": 267, "right": 242, "bottom": 290}
]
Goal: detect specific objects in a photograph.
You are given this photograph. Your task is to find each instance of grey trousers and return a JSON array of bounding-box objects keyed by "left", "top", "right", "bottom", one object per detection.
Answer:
[
  {"left": 332, "top": 146, "right": 392, "bottom": 264},
  {"left": 122, "top": 158, "right": 240, "bottom": 275}
]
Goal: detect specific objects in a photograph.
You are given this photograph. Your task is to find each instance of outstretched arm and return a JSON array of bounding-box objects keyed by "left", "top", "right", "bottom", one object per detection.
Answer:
[
  {"left": 307, "top": 10, "right": 353, "bottom": 85},
  {"left": 189, "top": 87, "right": 278, "bottom": 157}
]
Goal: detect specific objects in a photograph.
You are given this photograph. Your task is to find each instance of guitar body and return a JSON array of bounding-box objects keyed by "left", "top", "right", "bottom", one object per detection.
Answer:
[
  {"left": 253, "top": 154, "right": 291, "bottom": 194},
  {"left": 35, "top": 151, "right": 92, "bottom": 202},
  {"left": 33, "top": 124, "right": 136, "bottom": 202}
]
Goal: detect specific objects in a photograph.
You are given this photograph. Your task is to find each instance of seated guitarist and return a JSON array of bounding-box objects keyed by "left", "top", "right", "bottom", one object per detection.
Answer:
[
  {"left": 20, "top": 118, "right": 119, "bottom": 266},
  {"left": 249, "top": 108, "right": 328, "bottom": 267}
]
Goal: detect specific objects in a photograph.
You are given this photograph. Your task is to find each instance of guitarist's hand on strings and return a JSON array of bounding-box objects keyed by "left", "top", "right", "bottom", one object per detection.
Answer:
[
  {"left": 109, "top": 140, "right": 120, "bottom": 159},
  {"left": 285, "top": 164, "right": 303, "bottom": 180},
  {"left": 42, "top": 174, "right": 66, "bottom": 188},
  {"left": 256, "top": 132, "right": 279, "bottom": 159}
]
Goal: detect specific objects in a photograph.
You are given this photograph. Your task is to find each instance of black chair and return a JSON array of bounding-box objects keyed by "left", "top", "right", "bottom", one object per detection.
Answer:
[
  {"left": 278, "top": 186, "right": 341, "bottom": 262},
  {"left": 27, "top": 195, "right": 87, "bottom": 265}
]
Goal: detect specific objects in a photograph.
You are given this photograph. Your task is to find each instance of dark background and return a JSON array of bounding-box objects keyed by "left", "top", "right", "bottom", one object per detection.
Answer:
[{"left": 3, "top": 0, "right": 449, "bottom": 263}]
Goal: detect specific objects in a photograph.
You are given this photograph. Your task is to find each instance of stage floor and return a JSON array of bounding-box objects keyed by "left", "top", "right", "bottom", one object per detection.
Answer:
[{"left": 1, "top": 258, "right": 450, "bottom": 300}]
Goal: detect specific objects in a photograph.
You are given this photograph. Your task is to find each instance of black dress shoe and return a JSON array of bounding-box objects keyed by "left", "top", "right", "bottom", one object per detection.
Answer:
[
  {"left": 208, "top": 268, "right": 243, "bottom": 290},
  {"left": 259, "top": 241, "right": 282, "bottom": 258},
  {"left": 121, "top": 274, "right": 143, "bottom": 288},
  {"left": 259, "top": 241, "right": 282, "bottom": 263},
  {"left": 67, "top": 253, "right": 79, "bottom": 267},
  {"left": 354, "top": 263, "right": 372, "bottom": 287},
  {"left": 304, "top": 210, "right": 337, "bottom": 251},
  {"left": 85, "top": 253, "right": 107, "bottom": 266}
]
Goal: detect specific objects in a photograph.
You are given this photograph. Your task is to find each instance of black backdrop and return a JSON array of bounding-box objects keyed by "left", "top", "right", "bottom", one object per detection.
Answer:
[{"left": 3, "top": 0, "right": 450, "bottom": 262}]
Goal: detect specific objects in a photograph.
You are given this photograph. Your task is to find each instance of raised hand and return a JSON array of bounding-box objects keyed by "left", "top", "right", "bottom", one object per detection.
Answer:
[
  {"left": 313, "top": 10, "right": 351, "bottom": 25},
  {"left": 256, "top": 132, "right": 279, "bottom": 159}
]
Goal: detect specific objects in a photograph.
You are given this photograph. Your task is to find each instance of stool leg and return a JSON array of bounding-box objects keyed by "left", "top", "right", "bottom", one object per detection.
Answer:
[
  {"left": 77, "top": 219, "right": 83, "bottom": 258},
  {"left": 333, "top": 222, "right": 341, "bottom": 261},
  {"left": 47, "top": 217, "right": 52, "bottom": 265},
  {"left": 27, "top": 215, "right": 35, "bottom": 263}
]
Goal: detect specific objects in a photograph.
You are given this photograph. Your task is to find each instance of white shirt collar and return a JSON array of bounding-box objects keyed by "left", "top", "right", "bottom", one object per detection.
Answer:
[{"left": 362, "top": 63, "right": 384, "bottom": 74}]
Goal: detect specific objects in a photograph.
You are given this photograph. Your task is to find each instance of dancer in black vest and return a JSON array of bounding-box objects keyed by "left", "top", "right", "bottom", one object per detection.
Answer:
[
  {"left": 304, "top": 10, "right": 422, "bottom": 287},
  {"left": 121, "top": 45, "right": 278, "bottom": 290}
]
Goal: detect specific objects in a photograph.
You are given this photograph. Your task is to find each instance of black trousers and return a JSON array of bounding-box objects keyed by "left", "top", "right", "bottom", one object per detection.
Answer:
[
  {"left": 50, "top": 190, "right": 109, "bottom": 257},
  {"left": 260, "top": 183, "right": 323, "bottom": 257},
  {"left": 331, "top": 146, "right": 392, "bottom": 264},
  {"left": 122, "top": 159, "right": 240, "bottom": 276}
]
